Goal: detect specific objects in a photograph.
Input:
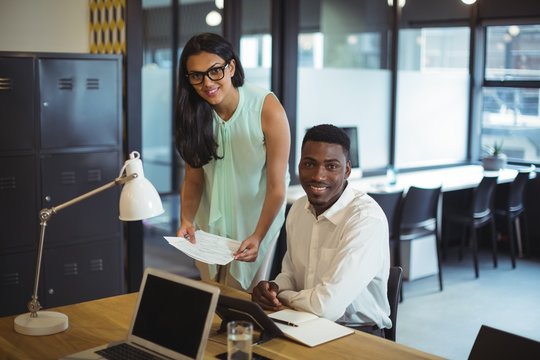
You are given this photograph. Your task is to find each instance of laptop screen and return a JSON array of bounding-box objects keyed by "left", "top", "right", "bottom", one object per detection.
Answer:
[{"left": 132, "top": 273, "right": 214, "bottom": 358}]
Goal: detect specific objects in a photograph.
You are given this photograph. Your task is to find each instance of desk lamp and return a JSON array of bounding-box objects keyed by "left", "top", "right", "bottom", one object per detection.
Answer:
[{"left": 13, "top": 151, "right": 164, "bottom": 336}]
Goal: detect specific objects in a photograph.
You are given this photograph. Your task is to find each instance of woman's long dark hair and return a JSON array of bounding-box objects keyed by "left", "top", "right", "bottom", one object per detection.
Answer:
[{"left": 175, "top": 33, "right": 245, "bottom": 168}]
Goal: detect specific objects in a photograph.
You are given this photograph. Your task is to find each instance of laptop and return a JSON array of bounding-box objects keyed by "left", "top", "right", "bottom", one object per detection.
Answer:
[{"left": 62, "top": 267, "right": 220, "bottom": 360}]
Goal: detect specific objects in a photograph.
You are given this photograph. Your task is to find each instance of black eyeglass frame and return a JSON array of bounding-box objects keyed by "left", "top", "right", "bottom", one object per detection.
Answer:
[{"left": 186, "top": 63, "right": 230, "bottom": 85}]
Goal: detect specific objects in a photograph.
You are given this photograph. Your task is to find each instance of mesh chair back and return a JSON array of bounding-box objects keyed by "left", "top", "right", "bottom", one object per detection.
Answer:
[
  {"left": 400, "top": 186, "right": 441, "bottom": 230},
  {"left": 472, "top": 176, "right": 498, "bottom": 219},
  {"left": 385, "top": 266, "right": 403, "bottom": 341}
]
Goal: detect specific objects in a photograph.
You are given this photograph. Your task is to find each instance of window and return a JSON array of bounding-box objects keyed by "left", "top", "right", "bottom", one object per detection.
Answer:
[
  {"left": 296, "top": 0, "right": 390, "bottom": 174},
  {"left": 240, "top": 0, "right": 272, "bottom": 90},
  {"left": 396, "top": 27, "right": 470, "bottom": 168},
  {"left": 481, "top": 24, "right": 540, "bottom": 164}
]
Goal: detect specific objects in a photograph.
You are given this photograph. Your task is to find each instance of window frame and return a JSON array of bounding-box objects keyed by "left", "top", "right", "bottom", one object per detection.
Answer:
[{"left": 478, "top": 19, "right": 540, "bottom": 166}]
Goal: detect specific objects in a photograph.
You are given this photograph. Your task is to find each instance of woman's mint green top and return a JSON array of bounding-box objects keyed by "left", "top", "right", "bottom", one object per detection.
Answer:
[{"left": 194, "top": 83, "right": 290, "bottom": 289}]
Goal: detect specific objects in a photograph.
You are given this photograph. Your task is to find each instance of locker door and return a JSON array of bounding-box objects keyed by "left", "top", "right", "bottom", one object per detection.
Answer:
[
  {"left": 0, "top": 57, "right": 35, "bottom": 151},
  {"left": 38, "top": 58, "right": 119, "bottom": 149},
  {"left": 42, "top": 237, "right": 123, "bottom": 308},
  {"left": 0, "top": 155, "right": 37, "bottom": 249},
  {"left": 40, "top": 151, "right": 121, "bottom": 245},
  {"left": 0, "top": 251, "right": 35, "bottom": 317}
]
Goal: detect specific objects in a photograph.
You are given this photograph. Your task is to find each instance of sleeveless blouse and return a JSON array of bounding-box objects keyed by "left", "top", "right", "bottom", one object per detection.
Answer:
[{"left": 194, "top": 83, "right": 290, "bottom": 289}]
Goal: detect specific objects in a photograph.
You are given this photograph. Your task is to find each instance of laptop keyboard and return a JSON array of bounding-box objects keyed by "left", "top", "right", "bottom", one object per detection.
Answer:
[{"left": 96, "top": 343, "right": 164, "bottom": 360}]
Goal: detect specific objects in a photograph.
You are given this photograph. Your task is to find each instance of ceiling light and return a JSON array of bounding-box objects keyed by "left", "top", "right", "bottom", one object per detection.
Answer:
[
  {"left": 387, "top": 0, "right": 406, "bottom": 7},
  {"left": 461, "top": 0, "right": 477, "bottom": 5},
  {"left": 206, "top": 10, "right": 222, "bottom": 27},
  {"left": 508, "top": 25, "right": 520, "bottom": 37}
]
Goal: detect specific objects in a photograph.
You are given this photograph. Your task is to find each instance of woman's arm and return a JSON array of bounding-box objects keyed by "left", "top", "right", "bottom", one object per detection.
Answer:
[
  {"left": 176, "top": 164, "right": 204, "bottom": 243},
  {"left": 234, "top": 93, "right": 290, "bottom": 261}
]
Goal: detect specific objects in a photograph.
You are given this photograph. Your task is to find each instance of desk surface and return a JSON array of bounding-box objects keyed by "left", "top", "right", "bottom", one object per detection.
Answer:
[
  {"left": 287, "top": 165, "right": 531, "bottom": 204},
  {"left": 0, "top": 284, "right": 443, "bottom": 360}
]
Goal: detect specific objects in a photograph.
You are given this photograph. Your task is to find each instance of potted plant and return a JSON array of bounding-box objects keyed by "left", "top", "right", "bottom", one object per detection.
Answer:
[{"left": 482, "top": 140, "right": 507, "bottom": 170}]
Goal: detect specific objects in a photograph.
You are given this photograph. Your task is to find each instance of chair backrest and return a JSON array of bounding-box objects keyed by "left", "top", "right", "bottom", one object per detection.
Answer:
[
  {"left": 507, "top": 167, "right": 534, "bottom": 212},
  {"left": 368, "top": 190, "right": 404, "bottom": 238},
  {"left": 400, "top": 186, "right": 441, "bottom": 230},
  {"left": 469, "top": 325, "right": 540, "bottom": 359},
  {"left": 385, "top": 266, "right": 403, "bottom": 341},
  {"left": 472, "top": 176, "right": 498, "bottom": 219}
]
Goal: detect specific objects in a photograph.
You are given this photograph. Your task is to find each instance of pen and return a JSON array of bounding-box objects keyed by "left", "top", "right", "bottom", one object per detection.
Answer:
[{"left": 271, "top": 318, "right": 299, "bottom": 327}]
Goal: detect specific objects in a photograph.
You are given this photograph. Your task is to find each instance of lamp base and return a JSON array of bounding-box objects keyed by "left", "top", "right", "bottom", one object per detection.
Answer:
[{"left": 14, "top": 311, "right": 69, "bottom": 336}]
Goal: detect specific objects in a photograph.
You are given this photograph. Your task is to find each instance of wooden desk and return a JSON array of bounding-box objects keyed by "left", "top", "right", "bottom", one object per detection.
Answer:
[{"left": 0, "top": 286, "right": 443, "bottom": 360}]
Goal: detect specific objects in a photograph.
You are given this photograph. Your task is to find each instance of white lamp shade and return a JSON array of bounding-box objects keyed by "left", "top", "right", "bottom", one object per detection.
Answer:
[{"left": 119, "top": 152, "right": 164, "bottom": 221}]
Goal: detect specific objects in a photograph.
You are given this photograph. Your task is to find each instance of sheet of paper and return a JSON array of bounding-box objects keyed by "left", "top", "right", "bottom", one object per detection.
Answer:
[{"left": 164, "top": 230, "right": 240, "bottom": 265}]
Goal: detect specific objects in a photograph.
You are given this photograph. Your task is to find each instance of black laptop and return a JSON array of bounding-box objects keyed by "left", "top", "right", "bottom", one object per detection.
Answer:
[{"left": 61, "top": 267, "right": 220, "bottom": 360}]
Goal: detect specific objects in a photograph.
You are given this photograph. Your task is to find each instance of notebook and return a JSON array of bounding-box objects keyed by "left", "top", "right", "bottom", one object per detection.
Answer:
[
  {"left": 61, "top": 267, "right": 220, "bottom": 360},
  {"left": 268, "top": 309, "right": 354, "bottom": 347}
]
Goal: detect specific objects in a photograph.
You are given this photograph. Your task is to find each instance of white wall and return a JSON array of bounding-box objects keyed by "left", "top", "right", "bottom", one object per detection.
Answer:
[{"left": 0, "top": 0, "right": 89, "bottom": 53}]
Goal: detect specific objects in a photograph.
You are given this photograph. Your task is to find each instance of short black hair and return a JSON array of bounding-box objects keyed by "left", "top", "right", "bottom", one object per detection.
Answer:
[{"left": 302, "top": 124, "right": 350, "bottom": 160}]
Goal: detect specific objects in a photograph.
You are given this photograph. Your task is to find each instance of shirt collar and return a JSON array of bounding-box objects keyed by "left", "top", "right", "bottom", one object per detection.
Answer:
[{"left": 304, "top": 182, "right": 359, "bottom": 224}]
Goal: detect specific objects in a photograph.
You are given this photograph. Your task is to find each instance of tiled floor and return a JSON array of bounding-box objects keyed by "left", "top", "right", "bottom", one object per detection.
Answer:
[{"left": 143, "top": 194, "right": 540, "bottom": 360}]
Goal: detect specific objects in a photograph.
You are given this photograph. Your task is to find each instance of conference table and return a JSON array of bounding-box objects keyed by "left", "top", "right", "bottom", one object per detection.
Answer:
[{"left": 0, "top": 282, "right": 443, "bottom": 360}]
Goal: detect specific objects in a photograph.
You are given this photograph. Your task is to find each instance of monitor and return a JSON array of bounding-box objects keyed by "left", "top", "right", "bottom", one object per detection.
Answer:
[
  {"left": 340, "top": 126, "right": 362, "bottom": 179},
  {"left": 296, "top": 125, "right": 362, "bottom": 179}
]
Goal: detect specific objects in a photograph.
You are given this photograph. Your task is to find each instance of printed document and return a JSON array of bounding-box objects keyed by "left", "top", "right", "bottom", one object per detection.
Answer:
[
  {"left": 268, "top": 309, "right": 354, "bottom": 347},
  {"left": 164, "top": 230, "right": 240, "bottom": 265}
]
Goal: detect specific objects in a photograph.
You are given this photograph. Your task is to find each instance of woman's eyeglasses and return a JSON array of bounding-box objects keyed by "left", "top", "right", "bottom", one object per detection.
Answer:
[{"left": 186, "top": 63, "right": 229, "bottom": 85}]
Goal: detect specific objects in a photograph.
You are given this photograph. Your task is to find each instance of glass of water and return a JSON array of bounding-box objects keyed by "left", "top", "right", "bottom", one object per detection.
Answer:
[{"left": 227, "top": 320, "right": 253, "bottom": 360}]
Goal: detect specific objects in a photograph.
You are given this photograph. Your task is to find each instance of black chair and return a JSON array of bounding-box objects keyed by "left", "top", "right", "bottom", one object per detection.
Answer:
[
  {"left": 444, "top": 175, "right": 498, "bottom": 278},
  {"left": 400, "top": 186, "right": 443, "bottom": 292},
  {"left": 368, "top": 190, "right": 404, "bottom": 268},
  {"left": 385, "top": 266, "right": 403, "bottom": 342},
  {"left": 468, "top": 325, "right": 540, "bottom": 360},
  {"left": 494, "top": 165, "right": 535, "bottom": 267}
]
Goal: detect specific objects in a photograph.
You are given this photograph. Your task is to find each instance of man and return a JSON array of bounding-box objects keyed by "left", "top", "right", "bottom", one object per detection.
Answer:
[{"left": 252, "top": 124, "right": 391, "bottom": 337}]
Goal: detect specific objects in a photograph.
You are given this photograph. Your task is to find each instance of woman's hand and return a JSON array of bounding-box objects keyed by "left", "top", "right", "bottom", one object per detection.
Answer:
[
  {"left": 233, "top": 234, "right": 262, "bottom": 262},
  {"left": 176, "top": 223, "right": 196, "bottom": 244}
]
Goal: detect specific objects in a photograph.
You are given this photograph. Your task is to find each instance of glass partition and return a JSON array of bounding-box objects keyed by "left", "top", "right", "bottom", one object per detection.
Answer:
[
  {"left": 396, "top": 27, "right": 470, "bottom": 168},
  {"left": 296, "top": 0, "right": 391, "bottom": 176}
]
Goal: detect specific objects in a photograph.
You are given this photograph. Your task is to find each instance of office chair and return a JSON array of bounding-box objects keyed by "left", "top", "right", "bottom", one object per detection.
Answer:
[
  {"left": 367, "top": 190, "right": 404, "bottom": 268},
  {"left": 385, "top": 266, "right": 403, "bottom": 342},
  {"left": 468, "top": 325, "right": 540, "bottom": 360},
  {"left": 494, "top": 165, "right": 535, "bottom": 267},
  {"left": 400, "top": 185, "right": 443, "bottom": 292},
  {"left": 444, "top": 175, "right": 498, "bottom": 278}
]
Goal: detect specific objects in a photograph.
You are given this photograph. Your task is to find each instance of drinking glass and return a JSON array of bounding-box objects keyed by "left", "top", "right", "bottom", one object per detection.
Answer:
[{"left": 227, "top": 320, "right": 253, "bottom": 360}]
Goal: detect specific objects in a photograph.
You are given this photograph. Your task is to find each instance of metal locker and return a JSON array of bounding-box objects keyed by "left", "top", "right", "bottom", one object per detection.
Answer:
[
  {"left": 40, "top": 151, "right": 121, "bottom": 245},
  {"left": 38, "top": 58, "right": 119, "bottom": 149},
  {"left": 0, "top": 57, "right": 35, "bottom": 151},
  {"left": 0, "top": 155, "right": 38, "bottom": 249},
  {"left": 42, "top": 237, "right": 123, "bottom": 308},
  {"left": 0, "top": 251, "right": 35, "bottom": 317}
]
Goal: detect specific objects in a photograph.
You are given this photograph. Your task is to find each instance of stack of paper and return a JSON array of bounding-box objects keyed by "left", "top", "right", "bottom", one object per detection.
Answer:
[{"left": 164, "top": 230, "right": 240, "bottom": 265}]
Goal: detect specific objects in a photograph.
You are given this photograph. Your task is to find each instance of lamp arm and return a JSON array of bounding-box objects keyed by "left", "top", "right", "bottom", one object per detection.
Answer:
[{"left": 27, "top": 173, "right": 138, "bottom": 317}]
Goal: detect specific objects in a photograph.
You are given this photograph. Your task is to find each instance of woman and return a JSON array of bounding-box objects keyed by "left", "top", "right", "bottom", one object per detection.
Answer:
[{"left": 175, "top": 33, "right": 290, "bottom": 291}]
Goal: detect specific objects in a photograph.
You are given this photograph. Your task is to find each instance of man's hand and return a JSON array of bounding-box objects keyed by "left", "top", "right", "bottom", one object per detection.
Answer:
[{"left": 251, "top": 281, "right": 283, "bottom": 311}]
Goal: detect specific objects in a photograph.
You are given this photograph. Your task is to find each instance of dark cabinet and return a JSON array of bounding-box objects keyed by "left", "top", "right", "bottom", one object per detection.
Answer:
[{"left": 0, "top": 52, "right": 123, "bottom": 317}]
